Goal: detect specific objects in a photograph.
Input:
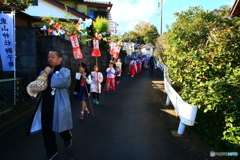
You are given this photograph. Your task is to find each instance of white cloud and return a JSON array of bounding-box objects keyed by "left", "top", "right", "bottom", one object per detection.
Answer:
[
  {"left": 226, "top": 0, "right": 234, "bottom": 7},
  {"left": 109, "top": 0, "right": 160, "bottom": 33}
]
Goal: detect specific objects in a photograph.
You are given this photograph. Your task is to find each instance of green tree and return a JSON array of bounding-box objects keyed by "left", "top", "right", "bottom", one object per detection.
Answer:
[
  {"left": 134, "top": 21, "right": 159, "bottom": 44},
  {"left": 3, "top": 0, "right": 35, "bottom": 10},
  {"left": 121, "top": 31, "right": 142, "bottom": 43},
  {"left": 122, "top": 21, "right": 159, "bottom": 45},
  {"left": 154, "top": 35, "right": 165, "bottom": 62},
  {"left": 163, "top": 6, "right": 240, "bottom": 153},
  {"left": 93, "top": 16, "right": 108, "bottom": 37}
]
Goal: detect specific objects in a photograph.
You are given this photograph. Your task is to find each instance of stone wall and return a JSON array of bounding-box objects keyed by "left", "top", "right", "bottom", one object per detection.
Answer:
[
  {"left": 0, "top": 27, "right": 112, "bottom": 113},
  {"left": 36, "top": 36, "right": 111, "bottom": 78}
]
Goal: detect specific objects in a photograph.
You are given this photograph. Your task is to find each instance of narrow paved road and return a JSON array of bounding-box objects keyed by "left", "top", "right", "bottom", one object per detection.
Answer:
[{"left": 0, "top": 68, "right": 214, "bottom": 160}]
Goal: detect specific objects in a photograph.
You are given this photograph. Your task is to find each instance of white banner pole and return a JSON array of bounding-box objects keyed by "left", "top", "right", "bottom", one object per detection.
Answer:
[{"left": 13, "top": 11, "right": 16, "bottom": 106}]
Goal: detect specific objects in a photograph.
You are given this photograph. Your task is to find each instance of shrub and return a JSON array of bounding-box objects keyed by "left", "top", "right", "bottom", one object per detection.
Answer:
[{"left": 163, "top": 6, "right": 240, "bottom": 153}]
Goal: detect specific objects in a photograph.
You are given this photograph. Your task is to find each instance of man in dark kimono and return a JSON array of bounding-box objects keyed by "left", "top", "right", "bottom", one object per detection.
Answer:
[
  {"left": 30, "top": 50, "right": 73, "bottom": 160},
  {"left": 147, "top": 54, "right": 157, "bottom": 75}
]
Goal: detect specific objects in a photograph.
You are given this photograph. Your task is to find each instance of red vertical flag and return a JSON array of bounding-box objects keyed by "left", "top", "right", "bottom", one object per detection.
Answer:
[
  {"left": 113, "top": 46, "right": 121, "bottom": 59},
  {"left": 109, "top": 42, "right": 116, "bottom": 55},
  {"left": 70, "top": 35, "right": 83, "bottom": 59},
  {"left": 91, "top": 39, "right": 101, "bottom": 57}
]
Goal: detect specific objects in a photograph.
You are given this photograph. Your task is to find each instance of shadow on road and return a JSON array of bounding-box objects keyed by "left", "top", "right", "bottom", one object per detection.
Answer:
[{"left": 0, "top": 68, "right": 217, "bottom": 160}]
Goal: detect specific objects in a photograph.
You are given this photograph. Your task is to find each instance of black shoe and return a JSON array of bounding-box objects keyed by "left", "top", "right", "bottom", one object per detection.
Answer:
[
  {"left": 46, "top": 152, "right": 58, "bottom": 160},
  {"left": 64, "top": 138, "right": 72, "bottom": 149},
  {"left": 64, "top": 139, "right": 72, "bottom": 149}
]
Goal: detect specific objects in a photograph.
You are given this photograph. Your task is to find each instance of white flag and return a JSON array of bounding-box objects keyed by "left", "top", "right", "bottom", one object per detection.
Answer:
[{"left": 0, "top": 12, "right": 15, "bottom": 71}]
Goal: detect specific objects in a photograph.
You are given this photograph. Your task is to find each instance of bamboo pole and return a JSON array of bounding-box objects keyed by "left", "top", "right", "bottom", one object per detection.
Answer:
[{"left": 79, "top": 59, "right": 94, "bottom": 115}]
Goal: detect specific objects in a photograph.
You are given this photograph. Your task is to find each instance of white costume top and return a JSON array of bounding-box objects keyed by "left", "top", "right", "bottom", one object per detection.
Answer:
[
  {"left": 106, "top": 67, "right": 115, "bottom": 78},
  {"left": 129, "top": 60, "right": 137, "bottom": 71},
  {"left": 115, "top": 62, "right": 122, "bottom": 70},
  {"left": 90, "top": 71, "right": 103, "bottom": 93}
]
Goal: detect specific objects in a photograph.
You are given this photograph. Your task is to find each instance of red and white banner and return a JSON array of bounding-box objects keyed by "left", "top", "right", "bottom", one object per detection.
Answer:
[
  {"left": 91, "top": 39, "right": 101, "bottom": 57},
  {"left": 113, "top": 46, "right": 121, "bottom": 59},
  {"left": 109, "top": 42, "right": 116, "bottom": 55},
  {"left": 0, "top": 12, "right": 15, "bottom": 71},
  {"left": 70, "top": 35, "right": 83, "bottom": 59}
]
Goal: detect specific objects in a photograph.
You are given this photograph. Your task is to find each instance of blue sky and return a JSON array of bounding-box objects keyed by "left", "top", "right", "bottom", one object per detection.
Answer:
[{"left": 108, "top": 0, "right": 235, "bottom": 35}]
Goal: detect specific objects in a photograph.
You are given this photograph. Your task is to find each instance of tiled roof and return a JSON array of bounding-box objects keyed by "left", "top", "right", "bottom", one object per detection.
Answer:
[
  {"left": 140, "top": 44, "right": 155, "bottom": 48},
  {"left": 83, "top": 0, "right": 112, "bottom": 5}
]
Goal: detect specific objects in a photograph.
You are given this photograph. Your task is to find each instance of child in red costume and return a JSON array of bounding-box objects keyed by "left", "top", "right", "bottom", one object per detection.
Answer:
[
  {"left": 129, "top": 58, "right": 137, "bottom": 77},
  {"left": 105, "top": 63, "right": 115, "bottom": 94}
]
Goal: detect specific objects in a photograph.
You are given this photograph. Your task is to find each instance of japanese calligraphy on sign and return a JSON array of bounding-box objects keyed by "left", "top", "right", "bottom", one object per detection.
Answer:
[
  {"left": 109, "top": 42, "right": 116, "bottom": 55},
  {"left": 0, "top": 13, "right": 15, "bottom": 71},
  {"left": 70, "top": 35, "right": 83, "bottom": 59},
  {"left": 91, "top": 39, "right": 101, "bottom": 57},
  {"left": 113, "top": 46, "right": 121, "bottom": 59}
]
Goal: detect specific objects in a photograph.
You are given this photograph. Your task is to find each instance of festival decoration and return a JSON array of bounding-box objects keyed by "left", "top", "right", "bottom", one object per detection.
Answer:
[
  {"left": 107, "top": 36, "right": 120, "bottom": 43},
  {"left": 54, "top": 23, "right": 61, "bottom": 30},
  {"left": 113, "top": 46, "right": 121, "bottom": 59},
  {"left": 70, "top": 35, "right": 83, "bottom": 59},
  {"left": 58, "top": 29, "right": 65, "bottom": 35},
  {"left": 109, "top": 42, "right": 116, "bottom": 55},
  {"left": 41, "top": 16, "right": 92, "bottom": 38},
  {"left": 75, "top": 24, "right": 82, "bottom": 31},
  {"left": 75, "top": 18, "right": 92, "bottom": 34},
  {"left": 49, "top": 20, "right": 55, "bottom": 25},
  {"left": 91, "top": 38, "right": 101, "bottom": 57},
  {"left": 40, "top": 25, "right": 47, "bottom": 31},
  {"left": 93, "top": 16, "right": 108, "bottom": 40}
]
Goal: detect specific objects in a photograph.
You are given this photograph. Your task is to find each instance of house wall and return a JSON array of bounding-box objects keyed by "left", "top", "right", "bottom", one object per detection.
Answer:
[
  {"left": 78, "top": 5, "right": 88, "bottom": 14},
  {"left": 16, "top": 17, "right": 30, "bottom": 27},
  {"left": 141, "top": 48, "right": 153, "bottom": 55},
  {"left": 23, "top": 0, "right": 79, "bottom": 19},
  {"left": 58, "top": 1, "right": 76, "bottom": 8}
]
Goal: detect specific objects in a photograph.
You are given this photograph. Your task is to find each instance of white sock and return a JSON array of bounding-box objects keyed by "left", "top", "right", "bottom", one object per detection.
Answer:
[{"left": 85, "top": 108, "right": 88, "bottom": 111}]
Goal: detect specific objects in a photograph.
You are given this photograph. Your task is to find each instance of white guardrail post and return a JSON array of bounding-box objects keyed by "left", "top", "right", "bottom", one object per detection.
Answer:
[
  {"left": 165, "top": 96, "right": 170, "bottom": 106},
  {"left": 163, "top": 64, "right": 198, "bottom": 135}
]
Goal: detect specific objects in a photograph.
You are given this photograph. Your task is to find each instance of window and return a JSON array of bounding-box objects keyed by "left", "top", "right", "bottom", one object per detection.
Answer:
[
  {"left": 94, "top": 10, "right": 108, "bottom": 19},
  {"left": 32, "top": 0, "right": 38, "bottom": 6},
  {"left": 89, "top": 9, "right": 95, "bottom": 19}
]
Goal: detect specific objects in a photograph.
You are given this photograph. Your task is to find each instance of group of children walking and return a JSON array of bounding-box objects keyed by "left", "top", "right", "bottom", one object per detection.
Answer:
[
  {"left": 74, "top": 59, "right": 122, "bottom": 119},
  {"left": 129, "top": 57, "right": 143, "bottom": 77}
]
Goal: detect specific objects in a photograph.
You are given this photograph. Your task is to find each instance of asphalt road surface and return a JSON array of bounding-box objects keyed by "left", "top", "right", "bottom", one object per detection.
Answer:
[{"left": 0, "top": 68, "right": 216, "bottom": 160}]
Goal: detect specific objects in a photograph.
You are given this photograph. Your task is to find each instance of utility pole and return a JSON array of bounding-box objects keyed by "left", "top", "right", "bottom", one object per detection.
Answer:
[
  {"left": 159, "top": 0, "right": 163, "bottom": 36},
  {"left": 115, "top": 22, "right": 119, "bottom": 35}
]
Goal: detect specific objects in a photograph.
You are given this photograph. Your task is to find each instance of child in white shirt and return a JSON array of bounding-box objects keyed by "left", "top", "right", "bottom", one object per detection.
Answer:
[
  {"left": 105, "top": 63, "right": 115, "bottom": 94},
  {"left": 90, "top": 65, "right": 103, "bottom": 105}
]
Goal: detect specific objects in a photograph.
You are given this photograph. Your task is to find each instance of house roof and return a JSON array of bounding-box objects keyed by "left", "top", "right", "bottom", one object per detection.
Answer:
[
  {"left": 45, "top": 0, "right": 90, "bottom": 19},
  {"left": 230, "top": 0, "right": 240, "bottom": 17},
  {"left": 77, "top": 0, "right": 113, "bottom": 11},
  {"left": 139, "top": 44, "right": 155, "bottom": 49}
]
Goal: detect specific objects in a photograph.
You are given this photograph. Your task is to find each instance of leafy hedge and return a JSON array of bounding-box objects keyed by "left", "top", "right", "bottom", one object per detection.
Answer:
[{"left": 162, "top": 6, "right": 240, "bottom": 153}]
